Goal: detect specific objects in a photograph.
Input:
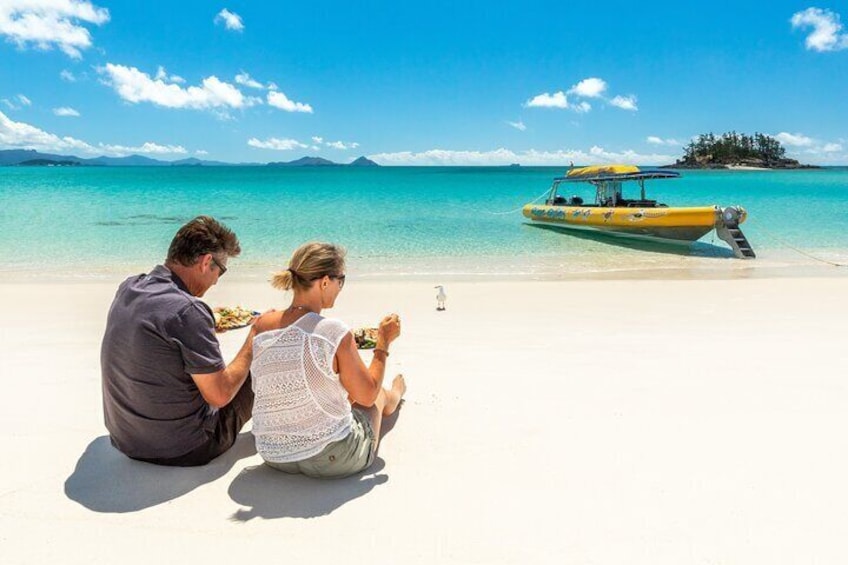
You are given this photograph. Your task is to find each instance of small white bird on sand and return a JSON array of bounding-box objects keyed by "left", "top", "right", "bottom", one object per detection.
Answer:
[{"left": 434, "top": 285, "right": 447, "bottom": 311}]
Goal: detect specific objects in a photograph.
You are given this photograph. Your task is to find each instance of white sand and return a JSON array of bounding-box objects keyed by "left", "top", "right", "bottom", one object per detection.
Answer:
[
  {"left": 725, "top": 165, "right": 773, "bottom": 171},
  {"left": 2, "top": 274, "right": 848, "bottom": 564}
]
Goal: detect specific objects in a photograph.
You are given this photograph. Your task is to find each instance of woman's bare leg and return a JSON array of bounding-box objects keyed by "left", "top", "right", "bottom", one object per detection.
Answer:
[{"left": 362, "top": 374, "right": 406, "bottom": 441}]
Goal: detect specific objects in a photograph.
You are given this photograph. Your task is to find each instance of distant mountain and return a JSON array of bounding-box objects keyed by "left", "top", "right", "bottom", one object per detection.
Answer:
[
  {"left": 268, "top": 156, "right": 338, "bottom": 167},
  {"left": 0, "top": 149, "right": 82, "bottom": 166},
  {"left": 0, "top": 149, "right": 379, "bottom": 168},
  {"left": 349, "top": 156, "right": 379, "bottom": 167},
  {"left": 170, "top": 157, "right": 244, "bottom": 167},
  {"left": 87, "top": 154, "right": 171, "bottom": 167},
  {"left": 18, "top": 158, "right": 82, "bottom": 166}
]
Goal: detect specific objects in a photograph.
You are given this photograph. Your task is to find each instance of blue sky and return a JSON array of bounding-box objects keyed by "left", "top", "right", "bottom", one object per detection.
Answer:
[{"left": 0, "top": 1, "right": 846, "bottom": 165}]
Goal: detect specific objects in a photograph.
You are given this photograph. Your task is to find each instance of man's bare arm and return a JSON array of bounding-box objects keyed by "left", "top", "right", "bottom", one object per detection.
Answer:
[{"left": 191, "top": 327, "right": 255, "bottom": 408}]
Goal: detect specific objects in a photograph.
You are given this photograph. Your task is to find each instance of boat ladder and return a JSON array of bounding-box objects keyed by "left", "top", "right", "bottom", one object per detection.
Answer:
[{"left": 716, "top": 207, "right": 756, "bottom": 259}]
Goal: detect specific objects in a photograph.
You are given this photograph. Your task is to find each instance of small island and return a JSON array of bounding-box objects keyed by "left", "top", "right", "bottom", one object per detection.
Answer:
[
  {"left": 670, "top": 132, "right": 816, "bottom": 169},
  {"left": 267, "top": 155, "right": 379, "bottom": 167}
]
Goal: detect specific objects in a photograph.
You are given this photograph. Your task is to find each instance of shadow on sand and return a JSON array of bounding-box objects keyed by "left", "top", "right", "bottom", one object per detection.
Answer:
[
  {"left": 227, "top": 457, "right": 388, "bottom": 521},
  {"left": 524, "top": 223, "right": 735, "bottom": 258},
  {"left": 227, "top": 408, "right": 402, "bottom": 521},
  {"left": 64, "top": 432, "right": 256, "bottom": 513}
]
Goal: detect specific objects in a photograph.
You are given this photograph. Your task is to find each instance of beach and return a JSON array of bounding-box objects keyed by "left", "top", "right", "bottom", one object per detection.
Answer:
[
  {"left": 4, "top": 0, "right": 848, "bottom": 560},
  {"left": 3, "top": 272, "right": 848, "bottom": 564}
]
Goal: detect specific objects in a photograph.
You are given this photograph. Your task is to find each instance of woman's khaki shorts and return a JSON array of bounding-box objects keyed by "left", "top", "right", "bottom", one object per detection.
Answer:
[{"left": 265, "top": 408, "right": 377, "bottom": 479}]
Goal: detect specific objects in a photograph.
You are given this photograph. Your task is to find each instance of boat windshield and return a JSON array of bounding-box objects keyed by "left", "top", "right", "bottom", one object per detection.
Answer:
[{"left": 547, "top": 169, "right": 678, "bottom": 207}]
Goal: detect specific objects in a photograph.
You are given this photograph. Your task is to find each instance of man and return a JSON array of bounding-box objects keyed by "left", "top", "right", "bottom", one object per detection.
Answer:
[{"left": 101, "top": 216, "right": 255, "bottom": 466}]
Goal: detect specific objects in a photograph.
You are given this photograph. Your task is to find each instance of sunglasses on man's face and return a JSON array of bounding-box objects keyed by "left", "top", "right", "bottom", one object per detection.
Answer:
[{"left": 211, "top": 256, "right": 227, "bottom": 276}]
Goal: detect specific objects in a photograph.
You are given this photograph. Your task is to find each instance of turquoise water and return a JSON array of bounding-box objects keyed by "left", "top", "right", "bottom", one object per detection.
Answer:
[{"left": 1, "top": 166, "right": 847, "bottom": 279}]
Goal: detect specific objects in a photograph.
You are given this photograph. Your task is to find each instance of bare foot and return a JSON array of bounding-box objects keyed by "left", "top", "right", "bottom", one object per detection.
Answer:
[{"left": 382, "top": 374, "right": 406, "bottom": 416}]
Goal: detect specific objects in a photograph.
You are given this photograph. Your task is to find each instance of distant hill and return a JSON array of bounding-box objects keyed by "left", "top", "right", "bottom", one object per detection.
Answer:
[
  {"left": 349, "top": 156, "right": 379, "bottom": 167},
  {"left": 0, "top": 149, "right": 81, "bottom": 165},
  {"left": 267, "top": 155, "right": 381, "bottom": 167},
  {"left": 87, "top": 155, "right": 171, "bottom": 167},
  {"left": 171, "top": 157, "right": 240, "bottom": 167},
  {"left": 268, "top": 156, "right": 338, "bottom": 167},
  {"left": 0, "top": 149, "right": 380, "bottom": 167},
  {"left": 18, "top": 158, "right": 82, "bottom": 166}
]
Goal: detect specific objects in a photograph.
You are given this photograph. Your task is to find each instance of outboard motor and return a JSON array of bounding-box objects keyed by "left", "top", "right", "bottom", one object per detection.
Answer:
[{"left": 720, "top": 206, "right": 747, "bottom": 227}]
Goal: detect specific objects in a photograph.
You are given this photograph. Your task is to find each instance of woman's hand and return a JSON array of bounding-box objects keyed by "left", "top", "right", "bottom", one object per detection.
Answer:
[{"left": 376, "top": 313, "right": 401, "bottom": 349}]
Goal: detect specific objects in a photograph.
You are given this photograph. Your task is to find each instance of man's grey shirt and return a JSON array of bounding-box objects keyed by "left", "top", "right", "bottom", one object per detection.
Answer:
[{"left": 101, "top": 265, "right": 225, "bottom": 460}]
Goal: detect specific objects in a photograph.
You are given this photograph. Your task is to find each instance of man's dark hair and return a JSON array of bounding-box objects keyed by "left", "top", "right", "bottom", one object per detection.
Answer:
[{"left": 166, "top": 216, "right": 241, "bottom": 267}]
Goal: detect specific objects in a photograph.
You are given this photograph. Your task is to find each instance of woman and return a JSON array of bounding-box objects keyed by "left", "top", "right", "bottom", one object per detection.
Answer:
[{"left": 250, "top": 242, "right": 406, "bottom": 478}]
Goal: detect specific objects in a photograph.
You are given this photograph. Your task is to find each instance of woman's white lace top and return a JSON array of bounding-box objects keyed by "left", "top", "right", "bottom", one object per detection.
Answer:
[{"left": 251, "top": 313, "right": 353, "bottom": 463}]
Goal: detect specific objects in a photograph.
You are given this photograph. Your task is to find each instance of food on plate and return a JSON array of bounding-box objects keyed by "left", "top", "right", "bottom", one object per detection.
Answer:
[
  {"left": 353, "top": 327, "right": 379, "bottom": 349},
  {"left": 213, "top": 306, "right": 258, "bottom": 332}
]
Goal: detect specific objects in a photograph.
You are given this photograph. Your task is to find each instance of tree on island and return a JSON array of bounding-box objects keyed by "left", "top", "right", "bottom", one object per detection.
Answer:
[{"left": 675, "top": 131, "right": 805, "bottom": 168}]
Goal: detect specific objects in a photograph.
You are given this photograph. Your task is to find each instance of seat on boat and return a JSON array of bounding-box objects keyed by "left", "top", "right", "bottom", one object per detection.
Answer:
[{"left": 626, "top": 200, "right": 657, "bottom": 207}]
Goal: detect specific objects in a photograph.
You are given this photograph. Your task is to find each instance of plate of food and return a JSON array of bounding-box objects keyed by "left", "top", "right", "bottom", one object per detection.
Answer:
[
  {"left": 353, "top": 327, "right": 379, "bottom": 349},
  {"left": 213, "top": 306, "right": 259, "bottom": 332}
]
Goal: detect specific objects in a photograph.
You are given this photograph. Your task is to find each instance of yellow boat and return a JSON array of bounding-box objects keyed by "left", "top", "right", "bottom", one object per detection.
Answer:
[{"left": 522, "top": 165, "right": 755, "bottom": 258}]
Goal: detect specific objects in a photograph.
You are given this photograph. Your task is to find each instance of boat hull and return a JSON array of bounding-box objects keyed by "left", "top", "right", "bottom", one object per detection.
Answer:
[{"left": 522, "top": 204, "right": 720, "bottom": 243}]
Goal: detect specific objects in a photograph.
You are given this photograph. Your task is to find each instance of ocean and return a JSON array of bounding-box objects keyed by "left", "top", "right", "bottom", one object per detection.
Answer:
[{"left": 1, "top": 165, "right": 847, "bottom": 280}]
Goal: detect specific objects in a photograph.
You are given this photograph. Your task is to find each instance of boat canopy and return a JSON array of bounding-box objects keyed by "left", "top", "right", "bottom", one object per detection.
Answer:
[{"left": 559, "top": 164, "right": 680, "bottom": 183}]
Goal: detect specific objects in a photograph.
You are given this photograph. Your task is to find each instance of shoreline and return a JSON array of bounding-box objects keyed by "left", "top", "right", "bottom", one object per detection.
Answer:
[{"left": 3, "top": 249, "right": 846, "bottom": 284}]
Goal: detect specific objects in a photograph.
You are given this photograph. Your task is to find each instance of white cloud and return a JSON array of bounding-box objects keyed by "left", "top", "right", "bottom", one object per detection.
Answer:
[
  {"left": 766, "top": 132, "right": 848, "bottom": 163},
  {"left": 1, "top": 109, "right": 196, "bottom": 157},
  {"left": 569, "top": 77, "right": 607, "bottom": 98},
  {"left": 326, "top": 140, "right": 359, "bottom": 150},
  {"left": 368, "top": 146, "right": 675, "bottom": 166},
  {"left": 154, "top": 66, "right": 185, "bottom": 84},
  {"left": 267, "top": 90, "right": 313, "bottom": 113},
  {"left": 60, "top": 69, "right": 76, "bottom": 82},
  {"left": 525, "top": 91, "right": 568, "bottom": 109},
  {"left": 775, "top": 131, "right": 814, "bottom": 147},
  {"left": 235, "top": 71, "right": 263, "bottom": 89},
  {"left": 507, "top": 120, "right": 526, "bottom": 131},
  {"left": 247, "top": 137, "right": 308, "bottom": 150},
  {"left": 312, "top": 136, "right": 323, "bottom": 144},
  {"left": 527, "top": 78, "right": 637, "bottom": 113},
  {"left": 0, "top": 108, "right": 94, "bottom": 152},
  {"left": 215, "top": 8, "right": 244, "bottom": 32},
  {"left": 98, "top": 142, "right": 187, "bottom": 155},
  {"left": 0, "top": 0, "right": 110, "bottom": 59},
  {"left": 574, "top": 101, "right": 592, "bottom": 113},
  {"left": 791, "top": 7, "right": 848, "bottom": 52},
  {"left": 647, "top": 136, "right": 680, "bottom": 146},
  {"left": 53, "top": 106, "right": 80, "bottom": 117},
  {"left": 195, "top": 149, "right": 209, "bottom": 156},
  {"left": 610, "top": 95, "right": 638, "bottom": 111},
  {"left": 2, "top": 94, "right": 32, "bottom": 110},
  {"left": 99, "top": 63, "right": 261, "bottom": 110}
]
